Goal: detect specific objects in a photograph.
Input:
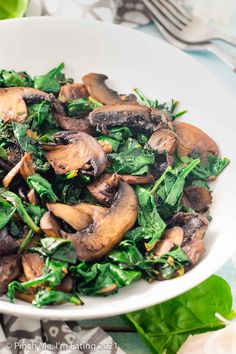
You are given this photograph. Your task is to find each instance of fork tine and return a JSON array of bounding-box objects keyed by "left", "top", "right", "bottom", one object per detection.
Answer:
[
  {"left": 157, "top": 0, "right": 191, "bottom": 25},
  {"left": 143, "top": 0, "right": 182, "bottom": 32},
  {"left": 155, "top": 0, "right": 188, "bottom": 28},
  {"left": 165, "top": 0, "right": 192, "bottom": 21}
]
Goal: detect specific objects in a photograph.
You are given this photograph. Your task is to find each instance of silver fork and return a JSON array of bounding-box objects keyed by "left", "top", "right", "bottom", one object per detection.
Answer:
[
  {"left": 143, "top": 0, "right": 236, "bottom": 46},
  {"left": 149, "top": 15, "right": 236, "bottom": 72}
]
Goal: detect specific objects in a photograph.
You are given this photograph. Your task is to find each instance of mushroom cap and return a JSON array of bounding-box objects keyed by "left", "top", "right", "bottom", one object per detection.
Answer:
[
  {"left": 174, "top": 121, "right": 219, "bottom": 159},
  {"left": 0, "top": 87, "right": 53, "bottom": 123},
  {"left": 59, "top": 83, "right": 88, "bottom": 102},
  {"left": 89, "top": 104, "right": 172, "bottom": 133},
  {"left": 148, "top": 128, "right": 178, "bottom": 155},
  {"left": 22, "top": 253, "right": 44, "bottom": 281},
  {"left": 62, "top": 182, "right": 138, "bottom": 261},
  {"left": 182, "top": 186, "right": 212, "bottom": 212},
  {"left": 40, "top": 211, "right": 61, "bottom": 238},
  {"left": 82, "top": 73, "right": 121, "bottom": 105},
  {"left": 0, "top": 254, "right": 21, "bottom": 295},
  {"left": 46, "top": 202, "right": 107, "bottom": 231},
  {"left": 43, "top": 131, "right": 107, "bottom": 176}
]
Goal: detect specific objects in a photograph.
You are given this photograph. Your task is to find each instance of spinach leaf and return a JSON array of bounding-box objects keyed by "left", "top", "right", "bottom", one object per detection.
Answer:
[
  {"left": 12, "top": 122, "right": 49, "bottom": 171},
  {"left": 108, "top": 147, "right": 155, "bottom": 175},
  {"left": 97, "top": 136, "right": 120, "bottom": 152},
  {"left": 0, "top": 197, "right": 16, "bottom": 229},
  {"left": 123, "top": 275, "right": 236, "bottom": 354},
  {"left": 71, "top": 261, "right": 141, "bottom": 296},
  {"left": 0, "top": 69, "right": 32, "bottom": 87},
  {"left": 108, "top": 127, "right": 132, "bottom": 141},
  {"left": 33, "top": 63, "right": 66, "bottom": 94},
  {"left": 0, "top": 0, "right": 28, "bottom": 20},
  {"left": 134, "top": 88, "right": 187, "bottom": 120},
  {"left": 7, "top": 258, "right": 68, "bottom": 302},
  {"left": 136, "top": 186, "right": 166, "bottom": 250},
  {"left": 0, "top": 145, "right": 8, "bottom": 161},
  {"left": 33, "top": 289, "right": 82, "bottom": 308},
  {"left": 27, "top": 174, "right": 58, "bottom": 202},
  {"left": 32, "top": 238, "right": 77, "bottom": 264},
  {"left": 67, "top": 97, "right": 102, "bottom": 117},
  {"left": 28, "top": 101, "right": 57, "bottom": 130},
  {"left": 164, "top": 158, "right": 200, "bottom": 206},
  {"left": 0, "top": 189, "right": 39, "bottom": 233}
]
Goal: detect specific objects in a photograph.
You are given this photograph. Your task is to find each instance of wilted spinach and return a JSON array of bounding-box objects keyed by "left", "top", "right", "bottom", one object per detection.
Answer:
[
  {"left": 27, "top": 174, "right": 58, "bottom": 202},
  {"left": 28, "top": 101, "right": 58, "bottom": 130},
  {"left": 67, "top": 97, "right": 102, "bottom": 116},
  {"left": 32, "top": 238, "right": 77, "bottom": 264},
  {"left": 33, "top": 289, "right": 82, "bottom": 308},
  {"left": 34, "top": 63, "right": 70, "bottom": 94},
  {"left": 0, "top": 69, "right": 32, "bottom": 87},
  {"left": 0, "top": 197, "right": 16, "bottom": 229}
]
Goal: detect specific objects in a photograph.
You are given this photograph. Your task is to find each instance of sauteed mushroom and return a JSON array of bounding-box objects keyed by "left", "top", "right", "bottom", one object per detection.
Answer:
[
  {"left": 87, "top": 172, "right": 154, "bottom": 205},
  {"left": 43, "top": 131, "right": 107, "bottom": 175},
  {"left": 22, "top": 253, "right": 44, "bottom": 281},
  {"left": 168, "top": 212, "right": 209, "bottom": 265},
  {"left": 40, "top": 211, "right": 61, "bottom": 238},
  {"left": 174, "top": 122, "right": 219, "bottom": 159},
  {"left": 62, "top": 182, "right": 138, "bottom": 261},
  {"left": 0, "top": 227, "right": 19, "bottom": 256},
  {"left": 59, "top": 83, "right": 88, "bottom": 102},
  {"left": 148, "top": 128, "right": 178, "bottom": 154},
  {"left": 0, "top": 87, "right": 53, "bottom": 122},
  {"left": 0, "top": 254, "right": 21, "bottom": 295},
  {"left": 89, "top": 104, "right": 172, "bottom": 133},
  {"left": 82, "top": 73, "right": 121, "bottom": 105},
  {"left": 47, "top": 203, "right": 107, "bottom": 231},
  {"left": 182, "top": 185, "right": 212, "bottom": 212}
]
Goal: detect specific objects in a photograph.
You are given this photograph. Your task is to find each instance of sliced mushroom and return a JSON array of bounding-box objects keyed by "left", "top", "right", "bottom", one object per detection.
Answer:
[
  {"left": 168, "top": 212, "right": 209, "bottom": 265},
  {"left": 82, "top": 73, "right": 121, "bottom": 105},
  {"left": 98, "top": 140, "right": 113, "bottom": 154},
  {"left": 148, "top": 128, "right": 178, "bottom": 155},
  {"left": 56, "top": 275, "right": 73, "bottom": 293},
  {"left": 89, "top": 104, "right": 172, "bottom": 133},
  {"left": 47, "top": 203, "right": 107, "bottom": 231},
  {"left": 87, "top": 173, "right": 121, "bottom": 205},
  {"left": 40, "top": 211, "right": 61, "bottom": 238},
  {"left": 2, "top": 153, "right": 35, "bottom": 188},
  {"left": 43, "top": 131, "right": 107, "bottom": 176},
  {"left": 174, "top": 122, "right": 219, "bottom": 160},
  {"left": 52, "top": 101, "right": 93, "bottom": 133},
  {"left": 27, "top": 189, "right": 39, "bottom": 205},
  {"left": 154, "top": 226, "right": 184, "bottom": 257},
  {"left": 0, "top": 254, "right": 21, "bottom": 295},
  {"left": 59, "top": 83, "right": 88, "bottom": 102},
  {"left": 22, "top": 253, "right": 44, "bottom": 281},
  {"left": 0, "top": 87, "right": 53, "bottom": 123},
  {"left": 182, "top": 186, "right": 212, "bottom": 212},
  {"left": 0, "top": 227, "right": 19, "bottom": 256},
  {"left": 87, "top": 173, "right": 154, "bottom": 205},
  {"left": 62, "top": 182, "right": 138, "bottom": 261}
]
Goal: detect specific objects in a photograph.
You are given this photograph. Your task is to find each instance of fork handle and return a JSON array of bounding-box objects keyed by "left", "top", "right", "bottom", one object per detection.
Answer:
[
  {"left": 214, "top": 33, "right": 236, "bottom": 47},
  {"left": 205, "top": 43, "right": 236, "bottom": 72}
]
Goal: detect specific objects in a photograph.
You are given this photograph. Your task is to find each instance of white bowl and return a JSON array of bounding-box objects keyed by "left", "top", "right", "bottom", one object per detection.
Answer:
[{"left": 0, "top": 17, "right": 235, "bottom": 320}]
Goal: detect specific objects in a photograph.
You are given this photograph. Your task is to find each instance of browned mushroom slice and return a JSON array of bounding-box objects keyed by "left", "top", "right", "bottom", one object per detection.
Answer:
[
  {"left": 0, "top": 227, "right": 19, "bottom": 256},
  {"left": 174, "top": 121, "right": 219, "bottom": 160},
  {"left": 22, "top": 253, "right": 44, "bottom": 281},
  {"left": 47, "top": 202, "right": 108, "bottom": 231},
  {"left": 0, "top": 254, "right": 21, "bottom": 295},
  {"left": 62, "top": 182, "right": 138, "bottom": 261},
  {"left": 168, "top": 212, "right": 209, "bottom": 265},
  {"left": 2, "top": 153, "right": 35, "bottom": 188},
  {"left": 88, "top": 173, "right": 154, "bottom": 205},
  {"left": 148, "top": 128, "right": 178, "bottom": 154},
  {"left": 27, "top": 189, "right": 39, "bottom": 205},
  {"left": 154, "top": 226, "right": 184, "bottom": 257},
  {"left": 43, "top": 131, "right": 107, "bottom": 176},
  {"left": 182, "top": 186, "right": 212, "bottom": 212},
  {"left": 82, "top": 73, "right": 121, "bottom": 105},
  {"left": 0, "top": 87, "right": 53, "bottom": 123},
  {"left": 56, "top": 275, "right": 73, "bottom": 293},
  {"left": 40, "top": 211, "right": 61, "bottom": 238},
  {"left": 87, "top": 173, "right": 121, "bottom": 205},
  {"left": 89, "top": 104, "right": 172, "bottom": 133},
  {"left": 59, "top": 83, "right": 89, "bottom": 102}
]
